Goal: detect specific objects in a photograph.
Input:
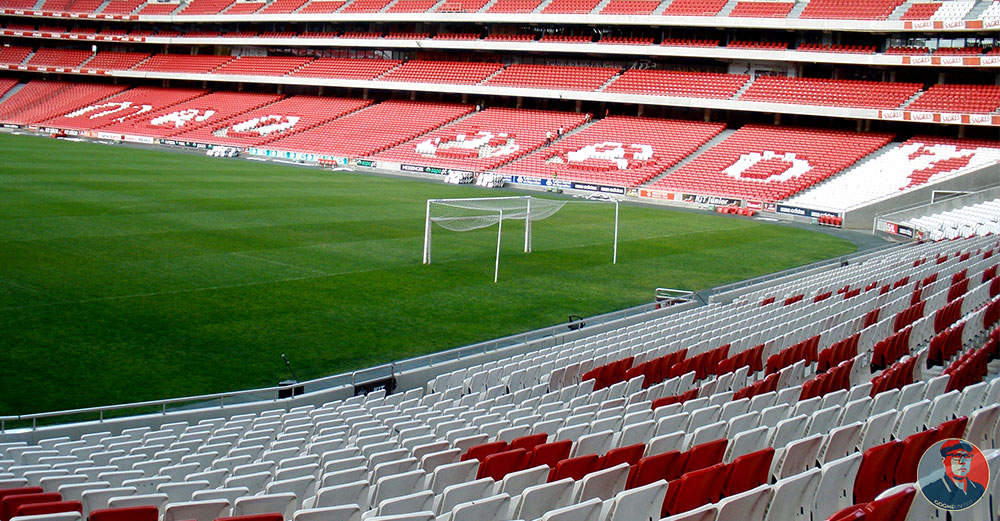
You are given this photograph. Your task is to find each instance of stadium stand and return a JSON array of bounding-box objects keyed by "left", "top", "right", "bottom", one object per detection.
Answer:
[
  {"left": 265, "top": 100, "right": 473, "bottom": 157},
  {"left": 223, "top": 0, "right": 265, "bottom": 13},
  {"left": 386, "top": 0, "right": 436, "bottom": 11},
  {"left": 378, "top": 60, "right": 503, "bottom": 85},
  {"left": 289, "top": 58, "right": 401, "bottom": 80},
  {"left": 210, "top": 56, "right": 314, "bottom": 77},
  {"left": 0, "top": 81, "right": 127, "bottom": 126},
  {"left": 906, "top": 84, "right": 1000, "bottom": 114},
  {"left": 728, "top": 1, "right": 793, "bottom": 17},
  {"left": 0, "top": 46, "right": 32, "bottom": 66},
  {"left": 604, "top": 69, "right": 750, "bottom": 99},
  {"left": 660, "top": 0, "right": 727, "bottom": 15},
  {"left": 797, "top": 43, "right": 876, "bottom": 54},
  {"left": 96, "top": 91, "right": 283, "bottom": 138},
  {"left": 660, "top": 38, "right": 719, "bottom": 47},
  {"left": 902, "top": 198, "right": 1000, "bottom": 240},
  {"left": 172, "top": 95, "right": 374, "bottom": 147},
  {"left": 787, "top": 137, "right": 1000, "bottom": 212},
  {"left": 40, "top": 86, "right": 210, "bottom": 130},
  {"left": 498, "top": 116, "right": 726, "bottom": 187},
  {"left": 540, "top": 0, "right": 601, "bottom": 14},
  {"left": 340, "top": 0, "right": 394, "bottom": 12},
  {"left": 485, "top": 0, "right": 543, "bottom": 12},
  {"left": 374, "top": 107, "right": 589, "bottom": 171},
  {"left": 257, "top": 0, "right": 309, "bottom": 12},
  {"left": 650, "top": 125, "right": 894, "bottom": 201},
  {"left": 799, "top": 0, "right": 905, "bottom": 19},
  {"left": 132, "top": 54, "right": 235, "bottom": 74},
  {"left": 177, "top": 0, "right": 236, "bottom": 13},
  {"left": 484, "top": 64, "right": 618, "bottom": 91},
  {"left": 25, "top": 48, "right": 91, "bottom": 68},
  {"left": 599, "top": 0, "right": 659, "bottom": 14},
  {"left": 1, "top": 232, "right": 999, "bottom": 521},
  {"left": 296, "top": 0, "right": 347, "bottom": 12},
  {"left": 727, "top": 40, "right": 789, "bottom": 50},
  {"left": 135, "top": 2, "right": 182, "bottom": 14},
  {"left": 0, "top": 78, "right": 17, "bottom": 97},
  {"left": 739, "top": 76, "right": 922, "bottom": 110},
  {"left": 80, "top": 52, "right": 150, "bottom": 73}
]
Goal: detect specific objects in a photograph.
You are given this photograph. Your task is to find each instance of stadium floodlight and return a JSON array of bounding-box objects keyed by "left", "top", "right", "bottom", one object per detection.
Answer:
[{"left": 423, "top": 195, "right": 618, "bottom": 283}]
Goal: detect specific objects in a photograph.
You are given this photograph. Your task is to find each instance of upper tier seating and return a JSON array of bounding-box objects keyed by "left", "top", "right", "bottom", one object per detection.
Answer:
[
  {"left": 651, "top": 124, "right": 893, "bottom": 201},
  {"left": 223, "top": 0, "right": 265, "bottom": 12},
  {"left": 982, "top": 0, "right": 1000, "bottom": 19},
  {"left": 604, "top": 69, "right": 749, "bottom": 99},
  {"left": 435, "top": 0, "right": 490, "bottom": 11},
  {"left": 483, "top": 33, "right": 535, "bottom": 41},
  {"left": 785, "top": 137, "right": 1000, "bottom": 212},
  {"left": 798, "top": 43, "right": 876, "bottom": 54},
  {"left": 132, "top": 54, "right": 234, "bottom": 74},
  {"left": 906, "top": 84, "right": 1000, "bottom": 114},
  {"left": 173, "top": 95, "right": 374, "bottom": 147},
  {"left": 485, "top": 0, "right": 542, "bottom": 12},
  {"left": 340, "top": 0, "right": 392, "bottom": 12},
  {"left": 25, "top": 48, "right": 92, "bottom": 68},
  {"left": 660, "top": 0, "right": 726, "bottom": 15},
  {"left": 257, "top": 0, "right": 310, "bottom": 13},
  {"left": 904, "top": 198, "right": 1000, "bottom": 240},
  {"left": 374, "top": 107, "right": 588, "bottom": 172},
  {"left": 290, "top": 58, "right": 401, "bottom": 80},
  {"left": 296, "top": 0, "right": 346, "bottom": 12},
  {"left": 96, "top": 91, "right": 283, "bottom": 137},
  {"left": 177, "top": 0, "right": 236, "bottom": 13},
  {"left": 0, "top": 80, "right": 127, "bottom": 125},
  {"left": 266, "top": 100, "right": 473, "bottom": 157},
  {"left": 432, "top": 32, "right": 481, "bottom": 40},
  {"left": 81, "top": 51, "right": 150, "bottom": 72},
  {"left": 933, "top": 46, "right": 983, "bottom": 55},
  {"left": 0, "top": 0, "right": 40, "bottom": 8},
  {"left": 499, "top": 116, "right": 726, "bottom": 187},
  {"left": 0, "top": 46, "right": 32, "bottom": 66},
  {"left": 599, "top": 0, "right": 659, "bottom": 15},
  {"left": 41, "top": 86, "right": 209, "bottom": 130},
  {"left": 210, "top": 56, "right": 314, "bottom": 77},
  {"left": 799, "top": 0, "right": 905, "bottom": 19},
  {"left": 2, "top": 230, "right": 999, "bottom": 521},
  {"left": 884, "top": 46, "right": 931, "bottom": 55},
  {"left": 386, "top": 0, "right": 436, "bottom": 11},
  {"left": 930, "top": 0, "right": 975, "bottom": 19},
  {"left": 729, "top": 1, "right": 793, "bottom": 17},
  {"left": 136, "top": 2, "right": 182, "bottom": 14},
  {"left": 739, "top": 76, "right": 922, "bottom": 110},
  {"left": 484, "top": 64, "right": 618, "bottom": 91},
  {"left": 660, "top": 38, "right": 719, "bottom": 47},
  {"left": 727, "top": 40, "right": 789, "bottom": 50},
  {"left": 900, "top": 1, "right": 941, "bottom": 19},
  {"left": 378, "top": 60, "right": 503, "bottom": 85},
  {"left": 540, "top": 0, "right": 601, "bottom": 13}
]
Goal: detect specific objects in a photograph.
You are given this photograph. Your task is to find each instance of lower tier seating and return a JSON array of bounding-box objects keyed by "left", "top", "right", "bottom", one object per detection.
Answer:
[
  {"left": 785, "top": 137, "right": 1000, "bottom": 212},
  {"left": 373, "top": 107, "right": 588, "bottom": 172},
  {"left": 650, "top": 125, "right": 894, "bottom": 202},
  {"left": 903, "top": 197, "right": 1000, "bottom": 240},
  {"left": 498, "top": 116, "right": 726, "bottom": 187}
]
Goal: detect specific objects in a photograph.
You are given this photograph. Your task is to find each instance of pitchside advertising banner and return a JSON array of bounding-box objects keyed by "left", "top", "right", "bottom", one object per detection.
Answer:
[
  {"left": 244, "top": 148, "right": 348, "bottom": 165},
  {"left": 883, "top": 221, "right": 916, "bottom": 238},
  {"left": 506, "top": 175, "right": 625, "bottom": 195},
  {"left": 399, "top": 164, "right": 478, "bottom": 178},
  {"left": 776, "top": 204, "right": 840, "bottom": 220}
]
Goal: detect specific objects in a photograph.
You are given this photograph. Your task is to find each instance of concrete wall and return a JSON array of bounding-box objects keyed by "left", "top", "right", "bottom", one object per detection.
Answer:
[{"left": 876, "top": 183, "right": 1000, "bottom": 228}]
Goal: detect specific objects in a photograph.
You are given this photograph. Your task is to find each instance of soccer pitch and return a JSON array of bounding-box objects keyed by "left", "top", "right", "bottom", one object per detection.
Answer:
[{"left": 0, "top": 133, "right": 856, "bottom": 416}]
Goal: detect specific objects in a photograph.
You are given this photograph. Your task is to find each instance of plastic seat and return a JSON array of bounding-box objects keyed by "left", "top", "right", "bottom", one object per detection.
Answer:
[
  {"left": 661, "top": 463, "right": 728, "bottom": 517},
  {"left": 715, "top": 484, "right": 771, "bottom": 521},
  {"left": 510, "top": 478, "right": 574, "bottom": 521},
  {"left": 305, "top": 480, "right": 368, "bottom": 510},
  {"left": 446, "top": 493, "right": 510, "bottom": 521},
  {"left": 762, "top": 467, "right": 820, "bottom": 521},
  {"left": 854, "top": 441, "right": 904, "bottom": 504},
  {"left": 548, "top": 454, "right": 599, "bottom": 482},
  {"left": 722, "top": 447, "right": 773, "bottom": 496},
  {"left": 232, "top": 494, "right": 295, "bottom": 520},
  {"left": 163, "top": 500, "right": 230, "bottom": 521},
  {"left": 435, "top": 478, "right": 493, "bottom": 516},
  {"left": 291, "top": 505, "right": 361, "bottom": 521},
  {"left": 87, "top": 506, "right": 159, "bottom": 521}
]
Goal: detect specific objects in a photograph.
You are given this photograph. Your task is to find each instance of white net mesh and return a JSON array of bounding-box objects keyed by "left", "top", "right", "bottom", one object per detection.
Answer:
[{"left": 429, "top": 196, "right": 567, "bottom": 232}]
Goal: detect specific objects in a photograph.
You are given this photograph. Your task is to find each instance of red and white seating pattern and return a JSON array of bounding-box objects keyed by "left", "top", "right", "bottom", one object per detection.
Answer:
[
  {"left": 95, "top": 91, "right": 282, "bottom": 138},
  {"left": 290, "top": 58, "right": 401, "bottom": 80},
  {"left": 650, "top": 124, "right": 893, "bottom": 202},
  {"left": 266, "top": 100, "right": 473, "bottom": 157},
  {"left": 41, "top": 86, "right": 209, "bottom": 131},
  {"left": 211, "top": 56, "right": 314, "bottom": 77},
  {"left": 172, "top": 96, "right": 374, "bottom": 148},
  {"left": 660, "top": 0, "right": 727, "bottom": 15},
  {"left": 2, "top": 234, "right": 998, "bottom": 521},
  {"left": 499, "top": 116, "right": 726, "bottom": 187},
  {"left": 373, "top": 107, "right": 588, "bottom": 172},
  {"left": 604, "top": 69, "right": 749, "bottom": 99},
  {"left": 0, "top": 81, "right": 127, "bottom": 125},
  {"left": 786, "top": 137, "right": 1000, "bottom": 212},
  {"left": 799, "top": 0, "right": 905, "bottom": 19},
  {"left": 378, "top": 61, "right": 503, "bottom": 85}
]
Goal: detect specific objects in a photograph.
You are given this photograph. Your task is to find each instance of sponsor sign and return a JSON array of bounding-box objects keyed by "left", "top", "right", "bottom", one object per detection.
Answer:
[
  {"left": 884, "top": 221, "right": 915, "bottom": 238},
  {"left": 879, "top": 110, "right": 904, "bottom": 121},
  {"left": 910, "top": 112, "right": 934, "bottom": 122},
  {"left": 400, "top": 164, "right": 446, "bottom": 175},
  {"left": 982, "top": 56, "right": 1000, "bottom": 66},
  {"left": 941, "top": 56, "right": 964, "bottom": 66},
  {"left": 122, "top": 135, "right": 154, "bottom": 144},
  {"left": 940, "top": 113, "right": 963, "bottom": 124},
  {"left": 910, "top": 20, "right": 933, "bottom": 29},
  {"left": 942, "top": 19, "right": 964, "bottom": 29},
  {"left": 776, "top": 204, "right": 839, "bottom": 219},
  {"left": 746, "top": 200, "right": 763, "bottom": 211},
  {"left": 970, "top": 114, "right": 993, "bottom": 126},
  {"left": 985, "top": 18, "right": 1000, "bottom": 29},
  {"left": 572, "top": 182, "right": 626, "bottom": 195},
  {"left": 354, "top": 159, "right": 377, "bottom": 168},
  {"left": 682, "top": 193, "right": 742, "bottom": 206},
  {"left": 637, "top": 188, "right": 674, "bottom": 200}
]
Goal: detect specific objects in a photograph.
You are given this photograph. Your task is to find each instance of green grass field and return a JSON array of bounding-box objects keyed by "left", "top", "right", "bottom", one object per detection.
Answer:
[{"left": 0, "top": 133, "right": 857, "bottom": 416}]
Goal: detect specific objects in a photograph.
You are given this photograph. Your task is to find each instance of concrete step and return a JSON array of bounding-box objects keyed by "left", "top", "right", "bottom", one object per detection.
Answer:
[{"left": 643, "top": 128, "right": 736, "bottom": 186}]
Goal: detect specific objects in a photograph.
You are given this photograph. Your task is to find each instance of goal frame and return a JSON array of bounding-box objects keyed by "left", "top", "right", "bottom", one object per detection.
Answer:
[{"left": 422, "top": 195, "right": 619, "bottom": 283}]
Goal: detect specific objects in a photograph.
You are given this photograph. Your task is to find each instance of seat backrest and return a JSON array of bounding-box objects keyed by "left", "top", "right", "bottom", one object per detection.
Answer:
[
  {"left": 512, "top": 478, "right": 574, "bottom": 521},
  {"left": 723, "top": 447, "right": 774, "bottom": 496},
  {"left": 548, "top": 454, "right": 600, "bottom": 482},
  {"left": 3, "top": 492, "right": 63, "bottom": 521},
  {"left": 854, "top": 440, "right": 904, "bottom": 504},
  {"left": 89, "top": 505, "right": 160, "bottom": 521},
  {"left": 477, "top": 449, "right": 528, "bottom": 481}
]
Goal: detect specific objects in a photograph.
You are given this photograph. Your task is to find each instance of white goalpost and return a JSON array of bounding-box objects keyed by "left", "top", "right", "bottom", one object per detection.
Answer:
[{"left": 423, "top": 195, "right": 619, "bottom": 283}]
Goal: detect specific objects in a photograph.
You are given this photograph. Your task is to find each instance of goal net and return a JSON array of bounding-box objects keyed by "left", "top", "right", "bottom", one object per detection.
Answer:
[{"left": 423, "top": 196, "right": 618, "bottom": 282}]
